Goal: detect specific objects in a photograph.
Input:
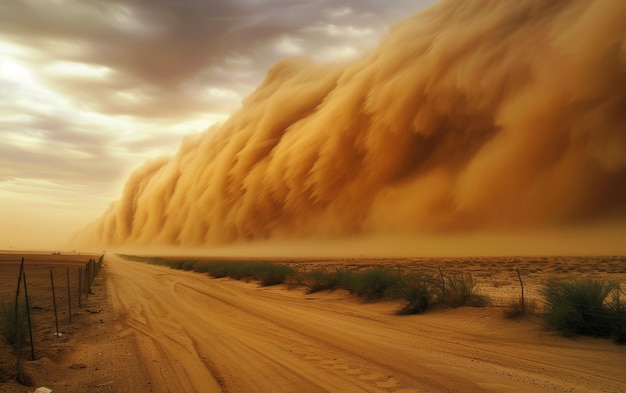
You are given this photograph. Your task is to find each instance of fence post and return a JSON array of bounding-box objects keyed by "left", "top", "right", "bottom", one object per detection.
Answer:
[
  {"left": 22, "top": 272, "right": 35, "bottom": 360},
  {"left": 14, "top": 257, "right": 25, "bottom": 382},
  {"left": 516, "top": 268, "right": 525, "bottom": 313},
  {"left": 78, "top": 266, "right": 82, "bottom": 308},
  {"left": 85, "top": 262, "right": 90, "bottom": 301},
  {"left": 66, "top": 267, "right": 72, "bottom": 324},
  {"left": 50, "top": 270, "right": 60, "bottom": 338},
  {"left": 438, "top": 267, "right": 445, "bottom": 305}
]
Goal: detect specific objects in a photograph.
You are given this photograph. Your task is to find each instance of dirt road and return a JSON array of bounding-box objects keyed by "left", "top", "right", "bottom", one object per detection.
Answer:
[{"left": 106, "top": 255, "right": 626, "bottom": 393}]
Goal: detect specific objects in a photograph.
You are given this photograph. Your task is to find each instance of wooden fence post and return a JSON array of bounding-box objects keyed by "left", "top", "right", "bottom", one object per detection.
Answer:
[
  {"left": 50, "top": 270, "right": 60, "bottom": 338},
  {"left": 14, "top": 257, "right": 25, "bottom": 382},
  {"left": 66, "top": 267, "right": 72, "bottom": 324},
  {"left": 22, "top": 272, "right": 35, "bottom": 360},
  {"left": 438, "top": 267, "right": 445, "bottom": 305},
  {"left": 85, "top": 262, "right": 90, "bottom": 301},
  {"left": 78, "top": 266, "right": 82, "bottom": 308},
  {"left": 516, "top": 268, "right": 525, "bottom": 313}
]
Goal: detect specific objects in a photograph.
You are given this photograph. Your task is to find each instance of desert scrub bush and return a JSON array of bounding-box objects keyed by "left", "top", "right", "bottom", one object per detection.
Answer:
[
  {"left": 256, "top": 263, "right": 293, "bottom": 286},
  {"left": 393, "top": 274, "right": 437, "bottom": 315},
  {"left": 146, "top": 257, "right": 168, "bottom": 266},
  {"left": 350, "top": 268, "right": 400, "bottom": 301},
  {"left": 204, "top": 262, "right": 294, "bottom": 286},
  {"left": 192, "top": 263, "right": 210, "bottom": 273},
  {"left": 606, "top": 290, "right": 626, "bottom": 343},
  {"left": 205, "top": 262, "right": 236, "bottom": 278},
  {"left": 164, "top": 259, "right": 199, "bottom": 270},
  {"left": 335, "top": 269, "right": 357, "bottom": 292},
  {"left": 0, "top": 300, "right": 30, "bottom": 347},
  {"left": 167, "top": 260, "right": 185, "bottom": 269},
  {"left": 444, "top": 273, "right": 490, "bottom": 307},
  {"left": 304, "top": 270, "right": 340, "bottom": 294},
  {"left": 229, "top": 263, "right": 258, "bottom": 280},
  {"left": 541, "top": 279, "right": 624, "bottom": 339},
  {"left": 179, "top": 260, "right": 197, "bottom": 271}
]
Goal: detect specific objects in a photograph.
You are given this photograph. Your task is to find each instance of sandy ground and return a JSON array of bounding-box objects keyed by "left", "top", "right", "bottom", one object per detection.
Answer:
[
  {"left": 0, "top": 254, "right": 149, "bottom": 393},
  {"left": 2, "top": 254, "right": 626, "bottom": 392}
]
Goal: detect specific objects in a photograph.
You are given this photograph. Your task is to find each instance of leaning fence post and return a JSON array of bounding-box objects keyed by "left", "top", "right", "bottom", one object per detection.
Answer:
[
  {"left": 22, "top": 272, "right": 35, "bottom": 360},
  {"left": 516, "top": 268, "right": 525, "bottom": 312},
  {"left": 438, "top": 267, "right": 445, "bottom": 305},
  {"left": 66, "top": 267, "right": 72, "bottom": 324},
  {"left": 14, "top": 257, "right": 25, "bottom": 382},
  {"left": 50, "top": 270, "right": 60, "bottom": 338}
]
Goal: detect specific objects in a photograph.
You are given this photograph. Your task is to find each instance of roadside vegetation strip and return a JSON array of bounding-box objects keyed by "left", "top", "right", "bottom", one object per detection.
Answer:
[
  {"left": 116, "top": 254, "right": 486, "bottom": 313},
  {"left": 117, "top": 254, "right": 625, "bottom": 343}
]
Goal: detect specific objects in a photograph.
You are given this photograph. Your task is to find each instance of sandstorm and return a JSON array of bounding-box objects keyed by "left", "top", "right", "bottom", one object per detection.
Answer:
[{"left": 73, "top": 0, "right": 626, "bottom": 254}]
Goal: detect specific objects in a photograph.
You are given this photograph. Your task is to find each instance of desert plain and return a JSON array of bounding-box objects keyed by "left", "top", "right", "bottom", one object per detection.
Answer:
[{"left": 0, "top": 252, "right": 625, "bottom": 393}]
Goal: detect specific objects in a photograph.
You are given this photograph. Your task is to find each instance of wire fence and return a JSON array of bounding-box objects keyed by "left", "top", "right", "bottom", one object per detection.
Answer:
[{"left": 0, "top": 255, "right": 103, "bottom": 383}]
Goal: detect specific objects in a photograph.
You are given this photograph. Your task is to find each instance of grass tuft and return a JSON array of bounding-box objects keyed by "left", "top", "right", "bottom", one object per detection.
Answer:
[
  {"left": 304, "top": 270, "right": 340, "bottom": 294},
  {"left": 541, "top": 279, "right": 625, "bottom": 341},
  {"left": 203, "top": 262, "right": 294, "bottom": 286},
  {"left": 350, "top": 269, "right": 399, "bottom": 301},
  {"left": 257, "top": 263, "right": 293, "bottom": 287},
  {"left": 0, "top": 300, "right": 30, "bottom": 347},
  {"left": 393, "top": 274, "right": 438, "bottom": 315},
  {"left": 444, "top": 273, "right": 489, "bottom": 307}
]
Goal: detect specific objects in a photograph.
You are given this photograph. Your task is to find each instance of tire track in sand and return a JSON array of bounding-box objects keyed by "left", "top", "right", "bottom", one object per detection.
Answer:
[{"left": 106, "top": 256, "right": 626, "bottom": 393}]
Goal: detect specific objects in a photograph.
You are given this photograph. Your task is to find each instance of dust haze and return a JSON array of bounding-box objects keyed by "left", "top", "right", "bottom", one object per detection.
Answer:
[{"left": 73, "top": 0, "right": 626, "bottom": 255}]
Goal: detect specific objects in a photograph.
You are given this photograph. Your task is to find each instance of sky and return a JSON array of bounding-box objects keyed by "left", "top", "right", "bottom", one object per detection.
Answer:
[{"left": 0, "top": 0, "right": 435, "bottom": 251}]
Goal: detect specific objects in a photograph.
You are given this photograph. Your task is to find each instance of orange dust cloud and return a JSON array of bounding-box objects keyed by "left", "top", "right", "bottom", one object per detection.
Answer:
[{"left": 73, "top": 0, "right": 626, "bottom": 251}]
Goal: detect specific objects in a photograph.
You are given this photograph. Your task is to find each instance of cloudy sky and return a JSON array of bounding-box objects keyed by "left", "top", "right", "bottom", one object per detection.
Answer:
[{"left": 0, "top": 0, "right": 435, "bottom": 250}]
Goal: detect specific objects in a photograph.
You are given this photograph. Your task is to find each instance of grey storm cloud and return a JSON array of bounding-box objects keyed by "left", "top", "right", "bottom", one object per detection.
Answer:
[
  {"left": 0, "top": 0, "right": 433, "bottom": 212},
  {"left": 1, "top": 0, "right": 438, "bottom": 251},
  {"left": 0, "top": 0, "right": 432, "bottom": 119}
]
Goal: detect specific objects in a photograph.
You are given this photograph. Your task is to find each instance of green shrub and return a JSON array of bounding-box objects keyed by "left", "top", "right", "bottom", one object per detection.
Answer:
[
  {"left": 192, "top": 263, "right": 210, "bottom": 273},
  {"left": 204, "top": 262, "right": 294, "bottom": 286},
  {"left": 393, "top": 274, "right": 437, "bottom": 315},
  {"left": 606, "top": 291, "right": 626, "bottom": 343},
  {"left": 444, "top": 273, "right": 489, "bottom": 307},
  {"left": 0, "top": 300, "right": 30, "bottom": 346},
  {"left": 304, "top": 270, "right": 340, "bottom": 294},
  {"left": 541, "top": 279, "right": 621, "bottom": 338},
  {"left": 205, "top": 262, "right": 234, "bottom": 278},
  {"left": 351, "top": 269, "right": 400, "bottom": 301},
  {"left": 168, "top": 260, "right": 185, "bottom": 270},
  {"left": 148, "top": 257, "right": 168, "bottom": 266},
  {"left": 256, "top": 263, "right": 293, "bottom": 286},
  {"left": 335, "top": 269, "right": 357, "bottom": 293},
  {"left": 232, "top": 262, "right": 251, "bottom": 279},
  {"left": 180, "top": 260, "right": 197, "bottom": 271}
]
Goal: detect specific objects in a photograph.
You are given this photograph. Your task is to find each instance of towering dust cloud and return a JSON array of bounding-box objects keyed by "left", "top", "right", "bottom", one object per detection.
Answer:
[{"left": 75, "top": 0, "right": 626, "bottom": 249}]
